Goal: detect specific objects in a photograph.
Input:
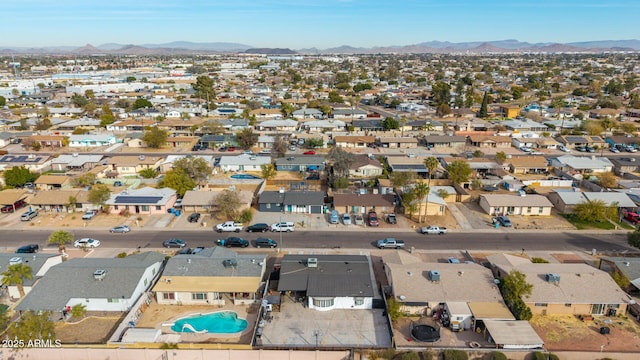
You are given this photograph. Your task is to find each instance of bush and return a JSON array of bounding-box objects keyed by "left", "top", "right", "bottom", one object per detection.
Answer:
[
  {"left": 236, "top": 209, "right": 253, "bottom": 223},
  {"left": 548, "top": 354, "right": 560, "bottom": 360},
  {"left": 531, "top": 352, "right": 546, "bottom": 360},
  {"left": 400, "top": 352, "right": 419, "bottom": 360},
  {"left": 420, "top": 350, "right": 434, "bottom": 360},
  {"left": 380, "top": 348, "right": 396, "bottom": 360},
  {"left": 117, "top": 252, "right": 128, "bottom": 258},
  {"left": 531, "top": 257, "right": 549, "bottom": 263},
  {"left": 443, "top": 349, "right": 468, "bottom": 360},
  {"left": 491, "top": 351, "right": 507, "bottom": 360}
]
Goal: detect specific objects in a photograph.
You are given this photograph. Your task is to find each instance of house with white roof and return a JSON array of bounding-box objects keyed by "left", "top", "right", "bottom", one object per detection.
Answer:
[
  {"left": 68, "top": 134, "right": 117, "bottom": 147},
  {"left": 218, "top": 154, "right": 271, "bottom": 172},
  {"left": 302, "top": 119, "right": 346, "bottom": 132},
  {"left": 50, "top": 154, "right": 104, "bottom": 171},
  {"left": 255, "top": 119, "right": 298, "bottom": 132},
  {"left": 0, "top": 253, "right": 63, "bottom": 300},
  {"left": 292, "top": 108, "right": 323, "bottom": 119},
  {"left": 549, "top": 155, "right": 613, "bottom": 175}
]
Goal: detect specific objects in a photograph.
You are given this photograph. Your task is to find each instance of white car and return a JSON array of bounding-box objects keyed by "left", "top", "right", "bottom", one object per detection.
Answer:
[
  {"left": 558, "top": 145, "right": 570, "bottom": 152},
  {"left": 74, "top": 238, "right": 101, "bottom": 248}
]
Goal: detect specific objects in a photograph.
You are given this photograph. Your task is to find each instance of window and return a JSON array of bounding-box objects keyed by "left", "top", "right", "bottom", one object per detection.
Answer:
[
  {"left": 107, "top": 298, "right": 120, "bottom": 303},
  {"left": 313, "top": 297, "right": 334, "bottom": 308},
  {"left": 192, "top": 293, "right": 208, "bottom": 300},
  {"left": 144, "top": 279, "right": 148, "bottom": 286},
  {"left": 266, "top": 203, "right": 271, "bottom": 209},
  {"left": 163, "top": 293, "right": 175, "bottom": 300},
  {"left": 565, "top": 303, "right": 572, "bottom": 307},
  {"left": 592, "top": 303, "right": 605, "bottom": 315},
  {"left": 152, "top": 268, "right": 156, "bottom": 275},
  {"left": 534, "top": 303, "right": 548, "bottom": 307},
  {"left": 141, "top": 205, "right": 149, "bottom": 211},
  {"left": 355, "top": 297, "right": 364, "bottom": 306},
  {"left": 539, "top": 207, "right": 544, "bottom": 214},
  {"left": 527, "top": 207, "right": 532, "bottom": 213},
  {"left": 156, "top": 206, "right": 161, "bottom": 211},
  {"left": 114, "top": 205, "right": 119, "bottom": 210}
]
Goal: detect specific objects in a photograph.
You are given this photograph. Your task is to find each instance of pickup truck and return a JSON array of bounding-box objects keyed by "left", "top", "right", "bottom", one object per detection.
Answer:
[
  {"left": 215, "top": 221, "right": 244, "bottom": 233},
  {"left": 376, "top": 238, "right": 406, "bottom": 249},
  {"left": 624, "top": 212, "right": 640, "bottom": 225},
  {"left": 420, "top": 225, "right": 447, "bottom": 235}
]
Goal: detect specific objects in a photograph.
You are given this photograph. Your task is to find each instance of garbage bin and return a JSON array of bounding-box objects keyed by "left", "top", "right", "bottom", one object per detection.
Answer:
[{"left": 600, "top": 326, "right": 610, "bottom": 334}]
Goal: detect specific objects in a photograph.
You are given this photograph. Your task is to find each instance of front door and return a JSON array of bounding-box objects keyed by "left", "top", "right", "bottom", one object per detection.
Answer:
[{"left": 135, "top": 205, "right": 140, "bottom": 214}]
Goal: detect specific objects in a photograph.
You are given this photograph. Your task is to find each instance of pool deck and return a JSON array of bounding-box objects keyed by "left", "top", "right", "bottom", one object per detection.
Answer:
[{"left": 136, "top": 301, "right": 258, "bottom": 344}]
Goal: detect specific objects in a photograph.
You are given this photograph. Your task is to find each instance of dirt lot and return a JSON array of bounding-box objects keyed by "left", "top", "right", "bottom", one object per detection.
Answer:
[
  {"left": 55, "top": 313, "right": 125, "bottom": 344},
  {"left": 530, "top": 314, "right": 640, "bottom": 352}
]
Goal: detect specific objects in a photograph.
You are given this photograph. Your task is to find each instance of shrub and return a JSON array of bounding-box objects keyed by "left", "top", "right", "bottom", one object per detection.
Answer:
[
  {"left": 236, "top": 209, "right": 253, "bottom": 223},
  {"left": 380, "top": 348, "right": 396, "bottom": 360},
  {"left": 400, "top": 352, "right": 419, "bottom": 360},
  {"left": 548, "top": 354, "right": 560, "bottom": 360},
  {"left": 531, "top": 257, "right": 549, "bottom": 263},
  {"left": 531, "top": 352, "right": 546, "bottom": 360},
  {"left": 117, "top": 252, "right": 128, "bottom": 258},
  {"left": 492, "top": 351, "right": 507, "bottom": 360},
  {"left": 420, "top": 350, "right": 434, "bottom": 360},
  {"left": 443, "top": 349, "right": 468, "bottom": 360}
]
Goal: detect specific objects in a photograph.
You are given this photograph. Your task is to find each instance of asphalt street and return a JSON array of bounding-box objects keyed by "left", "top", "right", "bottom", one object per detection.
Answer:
[{"left": 1, "top": 228, "right": 633, "bottom": 253}]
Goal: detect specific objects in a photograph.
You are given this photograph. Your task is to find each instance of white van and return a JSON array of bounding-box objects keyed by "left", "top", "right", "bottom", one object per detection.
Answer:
[{"left": 20, "top": 209, "right": 39, "bottom": 221}]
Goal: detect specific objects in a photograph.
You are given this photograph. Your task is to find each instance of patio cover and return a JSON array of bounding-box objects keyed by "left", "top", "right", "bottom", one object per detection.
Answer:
[{"left": 483, "top": 320, "right": 543, "bottom": 349}]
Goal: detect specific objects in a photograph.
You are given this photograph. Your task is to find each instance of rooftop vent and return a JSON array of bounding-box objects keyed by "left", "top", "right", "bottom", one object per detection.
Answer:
[
  {"left": 545, "top": 273, "right": 560, "bottom": 283},
  {"left": 307, "top": 258, "right": 318, "bottom": 268},
  {"left": 9, "top": 257, "right": 22, "bottom": 265},
  {"left": 223, "top": 259, "right": 237, "bottom": 268},
  {"left": 139, "top": 155, "right": 145, "bottom": 161},
  {"left": 428, "top": 270, "right": 440, "bottom": 282},
  {"left": 623, "top": 261, "right": 631, "bottom": 266},
  {"left": 93, "top": 269, "right": 106, "bottom": 280}
]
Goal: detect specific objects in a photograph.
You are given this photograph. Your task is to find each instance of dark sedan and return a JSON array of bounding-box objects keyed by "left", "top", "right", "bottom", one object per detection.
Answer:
[
  {"left": 255, "top": 237, "right": 278, "bottom": 248},
  {"left": 246, "top": 223, "right": 269, "bottom": 232},
  {"left": 16, "top": 244, "right": 39, "bottom": 253},
  {"left": 188, "top": 212, "right": 201, "bottom": 223},
  {"left": 163, "top": 238, "right": 187, "bottom": 248},
  {"left": 216, "top": 237, "right": 249, "bottom": 248}
]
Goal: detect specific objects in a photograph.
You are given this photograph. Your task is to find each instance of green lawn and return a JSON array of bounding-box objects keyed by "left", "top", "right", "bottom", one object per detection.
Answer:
[{"left": 562, "top": 215, "right": 630, "bottom": 230}]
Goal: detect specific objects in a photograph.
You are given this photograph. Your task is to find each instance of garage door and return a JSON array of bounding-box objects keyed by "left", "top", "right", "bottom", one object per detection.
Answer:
[{"left": 310, "top": 205, "right": 322, "bottom": 214}]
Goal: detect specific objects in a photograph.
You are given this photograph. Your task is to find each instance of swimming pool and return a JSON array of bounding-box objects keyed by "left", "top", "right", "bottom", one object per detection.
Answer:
[{"left": 170, "top": 311, "right": 248, "bottom": 334}]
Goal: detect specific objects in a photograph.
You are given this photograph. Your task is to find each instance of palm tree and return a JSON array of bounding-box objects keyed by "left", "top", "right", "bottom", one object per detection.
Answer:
[
  {"left": 413, "top": 182, "right": 430, "bottom": 223},
  {"left": 423, "top": 157, "right": 440, "bottom": 223},
  {"left": 47, "top": 230, "right": 73, "bottom": 252},
  {"left": 1, "top": 264, "right": 33, "bottom": 298}
]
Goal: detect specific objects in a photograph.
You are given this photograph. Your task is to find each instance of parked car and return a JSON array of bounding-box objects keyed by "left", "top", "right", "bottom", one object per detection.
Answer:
[
  {"left": 353, "top": 214, "right": 364, "bottom": 225},
  {"left": 163, "top": 238, "right": 186, "bottom": 248},
  {"left": 610, "top": 147, "right": 620, "bottom": 153},
  {"left": 420, "top": 225, "right": 448, "bottom": 235},
  {"left": 227, "top": 146, "right": 236, "bottom": 152},
  {"left": 216, "top": 237, "right": 249, "bottom": 248},
  {"left": 376, "top": 238, "right": 405, "bottom": 249},
  {"left": 15, "top": 244, "right": 39, "bottom": 253},
  {"left": 342, "top": 213, "right": 351, "bottom": 225},
  {"left": 218, "top": 146, "right": 228, "bottom": 152},
  {"left": 329, "top": 210, "right": 340, "bottom": 224},
  {"left": 110, "top": 225, "right": 131, "bottom": 233},
  {"left": 82, "top": 209, "right": 99, "bottom": 220},
  {"left": 495, "top": 215, "right": 512, "bottom": 227},
  {"left": 367, "top": 211, "right": 379, "bottom": 227},
  {"left": 1, "top": 199, "right": 27, "bottom": 213},
  {"left": 624, "top": 212, "right": 640, "bottom": 225},
  {"left": 74, "top": 238, "right": 101, "bottom": 248},
  {"left": 386, "top": 214, "right": 397, "bottom": 224},
  {"left": 20, "top": 209, "right": 39, "bottom": 221},
  {"left": 215, "top": 221, "right": 244, "bottom": 232},
  {"left": 255, "top": 237, "right": 278, "bottom": 248},
  {"left": 558, "top": 145, "right": 570, "bottom": 152},
  {"left": 303, "top": 150, "right": 316, "bottom": 155},
  {"left": 187, "top": 212, "right": 201, "bottom": 223},
  {"left": 576, "top": 146, "right": 587, "bottom": 152},
  {"left": 246, "top": 223, "right": 270, "bottom": 232},
  {"left": 270, "top": 222, "right": 295, "bottom": 232},
  {"left": 447, "top": 257, "right": 461, "bottom": 264}
]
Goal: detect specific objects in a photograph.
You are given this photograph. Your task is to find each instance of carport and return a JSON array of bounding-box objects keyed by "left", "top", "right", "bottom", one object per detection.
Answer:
[
  {"left": 0, "top": 189, "right": 28, "bottom": 212},
  {"left": 468, "top": 301, "right": 515, "bottom": 332},
  {"left": 483, "top": 320, "right": 543, "bottom": 349}
]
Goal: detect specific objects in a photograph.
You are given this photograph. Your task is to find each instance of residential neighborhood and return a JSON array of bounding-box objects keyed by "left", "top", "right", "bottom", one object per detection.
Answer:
[{"left": 1, "top": 49, "right": 640, "bottom": 360}]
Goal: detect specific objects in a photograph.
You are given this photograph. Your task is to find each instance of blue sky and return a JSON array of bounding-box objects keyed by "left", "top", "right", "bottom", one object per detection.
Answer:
[{"left": 4, "top": 0, "right": 638, "bottom": 48}]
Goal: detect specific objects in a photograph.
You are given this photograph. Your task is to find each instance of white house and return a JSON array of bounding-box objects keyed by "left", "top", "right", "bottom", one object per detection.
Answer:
[
  {"left": 15, "top": 252, "right": 165, "bottom": 312},
  {"left": 218, "top": 154, "right": 271, "bottom": 172},
  {"left": 68, "top": 134, "right": 117, "bottom": 147},
  {"left": 277, "top": 255, "right": 375, "bottom": 312},
  {"left": 0, "top": 253, "right": 63, "bottom": 300}
]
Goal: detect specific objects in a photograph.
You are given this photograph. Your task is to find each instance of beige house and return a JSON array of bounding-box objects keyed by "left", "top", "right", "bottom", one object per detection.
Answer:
[
  {"left": 34, "top": 174, "right": 73, "bottom": 190},
  {"left": 153, "top": 247, "right": 266, "bottom": 306},
  {"left": 479, "top": 194, "right": 553, "bottom": 216},
  {"left": 508, "top": 156, "right": 549, "bottom": 175},
  {"left": 468, "top": 135, "right": 512, "bottom": 148},
  {"left": 180, "top": 189, "right": 253, "bottom": 214},
  {"left": 333, "top": 136, "right": 375, "bottom": 148},
  {"left": 349, "top": 155, "right": 384, "bottom": 178},
  {"left": 106, "top": 155, "right": 164, "bottom": 176},
  {"left": 377, "top": 137, "right": 418, "bottom": 149},
  {"left": 29, "top": 189, "right": 91, "bottom": 212},
  {"left": 488, "top": 254, "right": 630, "bottom": 316}
]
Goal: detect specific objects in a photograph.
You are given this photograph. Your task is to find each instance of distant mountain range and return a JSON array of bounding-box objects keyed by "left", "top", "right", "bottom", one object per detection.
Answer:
[{"left": 1, "top": 39, "right": 639, "bottom": 55}]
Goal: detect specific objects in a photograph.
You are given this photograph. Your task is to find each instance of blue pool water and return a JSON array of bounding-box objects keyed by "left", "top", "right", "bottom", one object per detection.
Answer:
[
  {"left": 230, "top": 174, "right": 261, "bottom": 179},
  {"left": 170, "top": 311, "right": 248, "bottom": 334}
]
